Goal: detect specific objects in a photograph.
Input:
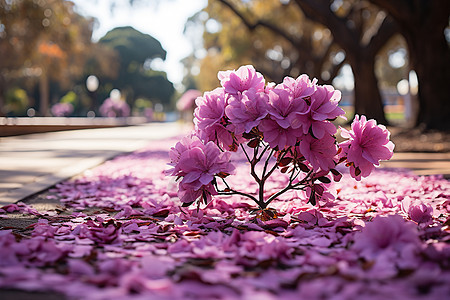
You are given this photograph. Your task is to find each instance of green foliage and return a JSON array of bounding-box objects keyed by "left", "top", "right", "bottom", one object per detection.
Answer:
[
  {"left": 5, "top": 87, "right": 29, "bottom": 115},
  {"left": 0, "top": 0, "right": 98, "bottom": 115},
  {"left": 100, "top": 26, "right": 167, "bottom": 65},
  {"left": 98, "top": 26, "right": 174, "bottom": 109},
  {"left": 135, "top": 98, "right": 153, "bottom": 110},
  {"left": 60, "top": 91, "right": 77, "bottom": 104}
]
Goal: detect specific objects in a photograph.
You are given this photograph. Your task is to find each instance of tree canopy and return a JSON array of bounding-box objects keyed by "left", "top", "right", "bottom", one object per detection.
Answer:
[
  {"left": 197, "top": 0, "right": 402, "bottom": 124},
  {"left": 99, "top": 26, "right": 174, "bottom": 109},
  {"left": 0, "top": 0, "right": 96, "bottom": 115}
]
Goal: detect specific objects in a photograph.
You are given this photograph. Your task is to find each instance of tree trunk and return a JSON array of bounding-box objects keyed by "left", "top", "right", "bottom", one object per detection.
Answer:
[
  {"left": 0, "top": 74, "right": 5, "bottom": 116},
  {"left": 367, "top": 0, "right": 450, "bottom": 130},
  {"left": 407, "top": 28, "right": 450, "bottom": 130},
  {"left": 39, "top": 70, "right": 50, "bottom": 116},
  {"left": 351, "top": 56, "right": 387, "bottom": 124}
]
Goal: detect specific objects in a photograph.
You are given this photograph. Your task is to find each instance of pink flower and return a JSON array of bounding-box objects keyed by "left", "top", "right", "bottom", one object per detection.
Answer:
[
  {"left": 298, "top": 134, "right": 337, "bottom": 171},
  {"left": 178, "top": 142, "right": 234, "bottom": 189},
  {"left": 99, "top": 98, "right": 130, "bottom": 117},
  {"left": 166, "top": 135, "right": 203, "bottom": 176},
  {"left": 170, "top": 139, "right": 235, "bottom": 204},
  {"left": 178, "top": 182, "right": 217, "bottom": 205},
  {"left": 225, "top": 89, "right": 269, "bottom": 134},
  {"left": 176, "top": 89, "right": 202, "bottom": 111},
  {"left": 339, "top": 115, "right": 395, "bottom": 180},
  {"left": 278, "top": 74, "right": 316, "bottom": 100},
  {"left": 167, "top": 135, "right": 204, "bottom": 176},
  {"left": 352, "top": 214, "right": 420, "bottom": 260},
  {"left": 402, "top": 197, "right": 433, "bottom": 225},
  {"left": 267, "top": 88, "right": 309, "bottom": 129},
  {"left": 218, "top": 65, "right": 265, "bottom": 94},
  {"left": 258, "top": 87, "right": 311, "bottom": 149},
  {"left": 291, "top": 85, "right": 344, "bottom": 139},
  {"left": 194, "top": 88, "right": 236, "bottom": 150},
  {"left": 194, "top": 88, "right": 227, "bottom": 132},
  {"left": 259, "top": 118, "right": 299, "bottom": 149},
  {"left": 309, "top": 85, "right": 345, "bottom": 121}
]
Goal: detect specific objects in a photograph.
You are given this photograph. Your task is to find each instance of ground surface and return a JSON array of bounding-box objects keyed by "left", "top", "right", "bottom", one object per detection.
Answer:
[
  {"left": 389, "top": 127, "right": 450, "bottom": 153},
  {"left": 0, "top": 133, "right": 449, "bottom": 300}
]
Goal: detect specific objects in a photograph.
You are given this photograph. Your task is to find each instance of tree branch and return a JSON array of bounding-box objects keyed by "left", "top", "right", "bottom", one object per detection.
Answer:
[
  {"left": 217, "top": 0, "right": 301, "bottom": 48},
  {"left": 365, "top": 14, "right": 398, "bottom": 57},
  {"left": 367, "top": 0, "right": 412, "bottom": 23},
  {"left": 293, "top": 0, "right": 360, "bottom": 55}
]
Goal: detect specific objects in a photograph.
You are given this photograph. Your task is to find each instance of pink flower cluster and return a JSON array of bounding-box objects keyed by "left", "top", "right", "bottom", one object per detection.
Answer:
[
  {"left": 100, "top": 98, "right": 131, "bottom": 118},
  {"left": 51, "top": 102, "right": 74, "bottom": 117},
  {"left": 169, "top": 65, "right": 394, "bottom": 209},
  {"left": 339, "top": 115, "right": 395, "bottom": 180},
  {"left": 167, "top": 135, "right": 235, "bottom": 205}
]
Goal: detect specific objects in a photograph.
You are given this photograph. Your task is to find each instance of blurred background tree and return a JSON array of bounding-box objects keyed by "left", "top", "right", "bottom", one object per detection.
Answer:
[
  {"left": 183, "top": 0, "right": 448, "bottom": 130},
  {"left": 0, "top": 0, "right": 173, "bottom": 117},
  {"left": 367, "top": 0, "right": 450, "bottom": 129},
  {"left": 194, "top": 0, "right": 399, "bottom": 124},
  {"left": 1, "top": 0, "right": 448, "bottom": 130},
  {"left": 0, "top": 0, "right": 96, "bottom": 116},
  {"left": 98, "top": 26, "right": 174, "bottom": 112}
]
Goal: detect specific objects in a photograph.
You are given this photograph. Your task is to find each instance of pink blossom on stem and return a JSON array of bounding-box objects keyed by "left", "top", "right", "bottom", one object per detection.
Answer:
[
  {"left": 291, "top": 85, "right": 344, "bottom": 138},
  {"left": 259, "top": 118, "right": 299, "bottom": 149},
  {"left": 225, "top": 89, "right": 269, "bottom": 134},
  {"left": 171, "top": 139, "right": 235, "bottom": 204},
  {"left": 218, "top": 65, "right": 265, "bottom": 94},
  {"left": 298, "top": 134, "right": 337, "bottom": 171},
  {"left": 178, "top": 182, "right": 217, "bottom": 205},
  {"left": 339, "top": 115, "right": 395, "bottom": 180},
  {"left": 167, "top": 135, "right": 204, "bottom": 176},
  {"left": 194, "top": 88, "right": 227, "bottom": 132},
  {"left": 267, "top": 88, "right": 309, "bottom": 130},
  {"left": 309, "top": 85, "right": 345, "bottom": 122},
  {"left": 278, "top": 74, "right": 317, "bottom": 100},
  {"left": 194, "top": 88, "right": 236, "bottom": 150}
]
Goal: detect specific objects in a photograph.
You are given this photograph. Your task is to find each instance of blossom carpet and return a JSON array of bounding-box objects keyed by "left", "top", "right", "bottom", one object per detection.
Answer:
[{"left": 0, "top": 137, "right": 449, "bottom": 300}]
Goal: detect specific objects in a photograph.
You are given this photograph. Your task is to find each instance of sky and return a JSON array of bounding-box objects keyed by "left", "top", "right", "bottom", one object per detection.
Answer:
[{"left": 72, "top": 0, "right": 207, "bottom": 90}]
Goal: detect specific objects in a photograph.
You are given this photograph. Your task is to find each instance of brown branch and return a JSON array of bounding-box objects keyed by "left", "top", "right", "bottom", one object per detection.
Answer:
[
  {"left": 365, "top": 14, "right": 398, "bottom": 57},
  {"left": 327, "top": 58, "right": 346, "bottom": 85},
  {"left": 367, "top": 0, "right": 413, "bottom": 23},
  {"left": 293, "top": 0, "right": 360, "bottom": 55},
  {"left": 217, "top": 0, "right": 301, "bottom": 48}
]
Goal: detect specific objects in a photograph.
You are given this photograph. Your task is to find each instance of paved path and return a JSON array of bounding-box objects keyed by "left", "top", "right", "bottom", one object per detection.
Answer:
[
  {"left": 0, "top": 122, "right": 190, "bottom": 205},
  {"left": 0, "top": 123, "right": 448, "bottom": 205},
  {"left": 380, "top": 152, "right": 450, "bottom": 178}
]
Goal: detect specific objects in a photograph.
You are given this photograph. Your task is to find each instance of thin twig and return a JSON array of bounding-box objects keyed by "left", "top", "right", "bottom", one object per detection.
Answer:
[
  {"left": 266, "top": 168, "right": 315, "bottom": 205},
  {"left": 217, "top": 178, "right": 259, "bottom": 203}
]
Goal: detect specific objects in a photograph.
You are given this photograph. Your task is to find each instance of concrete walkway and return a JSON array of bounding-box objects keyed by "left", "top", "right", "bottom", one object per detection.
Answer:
[
  {"left": 0, "top": 123, "right": 448, "bottom": 206},
  {"left": 380, "top": 152, "right": 450, "bottom": 178},
  {"left": 0, "top": 122, "right": 190, "bottom": 205}
]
